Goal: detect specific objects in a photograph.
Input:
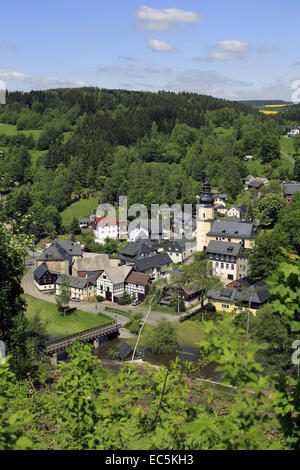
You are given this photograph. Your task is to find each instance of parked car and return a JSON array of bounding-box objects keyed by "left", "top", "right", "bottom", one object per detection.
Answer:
[{"left": 131, "top": 299, "right": 141, "bottom": 306}]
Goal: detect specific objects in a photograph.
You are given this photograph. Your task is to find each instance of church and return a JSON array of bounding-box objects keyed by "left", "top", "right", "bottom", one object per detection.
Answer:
[{"left": 196, "top": 181, "right": 257, "bottom": 283}]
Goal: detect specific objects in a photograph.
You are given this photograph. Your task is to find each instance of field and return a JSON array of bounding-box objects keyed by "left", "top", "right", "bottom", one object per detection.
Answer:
[
  {"left": 280, "top": 136, "right": 295, "bottom": 156},
  {"left": 214, "top": 126, "right": 234, "bottom": 135},
  {"left": 24, "top": 294, "right": 113, "bottom": 339},
  {"left": 61, "top": 197, "right": 99, "bottom": 226},
  {"left": 124, "top": 319, "right": 206, "bottom": 349},
  {"left": 0, "top": 123, "right": 73, "bottom": 167},
  {"left": 0, "top": 123, "right": 43, "bottom": 140}
]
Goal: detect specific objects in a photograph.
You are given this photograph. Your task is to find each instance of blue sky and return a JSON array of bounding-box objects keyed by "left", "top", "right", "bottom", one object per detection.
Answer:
[{"left": 1, "top": 0, "right": 300, "bottom": 100}]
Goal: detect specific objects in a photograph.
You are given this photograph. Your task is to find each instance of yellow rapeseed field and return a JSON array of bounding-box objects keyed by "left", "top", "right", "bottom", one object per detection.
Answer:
[{"left": 259, "top": 110, "right": 278, "bottom": 114}]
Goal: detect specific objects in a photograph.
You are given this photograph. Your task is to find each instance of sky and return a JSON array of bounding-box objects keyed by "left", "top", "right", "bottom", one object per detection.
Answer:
[{"left": 0, "top": 0, "right": 300, "bottom": 101}]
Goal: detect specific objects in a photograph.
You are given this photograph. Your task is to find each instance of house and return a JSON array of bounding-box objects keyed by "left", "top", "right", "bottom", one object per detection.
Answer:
[
  {"left": 55, "top": 274, "right": 97, "bottom": 301},
  {"left": 244, "top": 155, "right": 254, "bottom": 162},
  {"left": 287, "top": 126, "right": 300, "bottom": 138},
  {"left": 207, "top": 279, "right": 269, "bottom": 315},
  {"left": 206, "top": 240, "right": 242, "bottom": 282},
  {"left": 128, "top": 223, "right": 149, "bottom": 242},
  {"left": 245, "top": 177, "right": 269, "bottom": 197},
  {"left": 93, "top": 216, "right": 127, "bottom": 244},
  {"left": 238, "top": 249, "right": 250, "bottom": 278},
  {"left": 149, "top": 219, "right": 170, "bottom": 240},
  {"left": 173, "top": 212, "right": 197, "bottom": 239},
  {"left": 284, "top": 182, "right": 300, "bottom": 205},
  {"left": 133, "top": 252, "right": 173, "bottom": 281},
  {"left": 213, "top": 193, "right": 228, "bottom": 209},
  {"left": 78, "top": 217, "right": 90, "bottom": 229},
  {"left": 125, "top": 271, "right": 150, "bottom": 301},
  {"left": 227, "top": 203, "right": 247, "bottom": 220},
  {"left": 226, "top": 276, "right": 254, "bottom": 290},
  {"left": 33, "top": 262, "right": 58, "bottom": 292},
  {"left": 97, "top": 266, "right": 132, "bottom": 302},
  {"left": 118, "top": 241, "right": 160, "bottom": 266},
  {"left": 72, "top": 253, "right": 118, "bottom": 277},
  {"left": 164, "top": 239, "right": 197, "bottom": 264},
  {"left": 206, "top": 219, "right": 257, "bottom": 249},
  {"left": 179, "top": 284, "right": 200, "bottom": 307},
  {"left": 36, "top": 238, "right": 82, "bottom": 275}
]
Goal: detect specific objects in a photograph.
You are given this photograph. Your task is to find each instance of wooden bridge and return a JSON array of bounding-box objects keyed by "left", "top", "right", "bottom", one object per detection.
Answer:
[{"left": 45, "top": 322, "right": 121, "bottom": 356}]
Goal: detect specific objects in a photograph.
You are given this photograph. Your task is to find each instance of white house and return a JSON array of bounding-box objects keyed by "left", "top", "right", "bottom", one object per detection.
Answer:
[
  {"left": 96, "top": 266, "right": 150, "bottom": 302},
  {"left": 94, "top": 216, "right": 127, "bottom": 244},
  {"left": 206, "top": 240, "right": 242, "bottom": 283},
  {"left": 97, "top": 266, "right": 132, "bottom": 302},
  {"left": 164, "top": 239, "right": 197, "bottom": 264}
]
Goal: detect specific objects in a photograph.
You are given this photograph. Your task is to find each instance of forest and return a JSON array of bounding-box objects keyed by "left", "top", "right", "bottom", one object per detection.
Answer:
[{"left": 0, "top": 87, "right": 299, "bottom": 234}]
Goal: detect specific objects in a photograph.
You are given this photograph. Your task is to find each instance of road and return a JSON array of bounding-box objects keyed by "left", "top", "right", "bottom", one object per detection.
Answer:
[
  {"left": 22, "top": 265, "right": 180, "bottom": 327},
  {"left": 281, "top": 150, "right": 295, "bottom": 165}
]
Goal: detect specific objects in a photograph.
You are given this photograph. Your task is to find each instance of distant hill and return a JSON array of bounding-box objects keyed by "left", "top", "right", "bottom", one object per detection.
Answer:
[{"left": 239, "top": 100, "right": 292, "bottom": 107}]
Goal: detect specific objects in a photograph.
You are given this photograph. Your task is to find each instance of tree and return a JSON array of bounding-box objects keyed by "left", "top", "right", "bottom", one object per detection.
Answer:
[
  {"left": 254, "top": 193, "right": 285, "bottom": 226},
  {"left": 293, "top": 134, "right": 300, "bottom": 155},
  {"left": 56, "top": 275, "right": 70, "bottom": 316},
  {"left": 251, "top": 305, "right": 297, "bottom": 377},
  {"left": 260, "top": 134, "right": 280, "bottom": 163},
  {"left": 69, "top": 217, "right": 81, "bottom": 235},
  {"left": 249, "top": 230, "right": 285, "bottom": 281},
  {"left": 267, "top": 254, "right": 300, "bottom": 448},
  {"left": 145, "top": 318, "right": 178, "bottom": 355},
  {"left": 0, "top": 225, "right": 32, "bottom": 378},
  {"left": 119, "top": 290, "right": 132, "bottom": 305},
  {"left": 181, "top": 253, "right": 221, "bottom": 321},
  {"left": 294, "top": 158, "right": 300, "bottom": 180}
]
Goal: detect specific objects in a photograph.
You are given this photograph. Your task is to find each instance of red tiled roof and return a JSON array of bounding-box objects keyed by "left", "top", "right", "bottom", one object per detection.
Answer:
[{"left": 125, "top": 271, "right": 150, "bottom": 286}]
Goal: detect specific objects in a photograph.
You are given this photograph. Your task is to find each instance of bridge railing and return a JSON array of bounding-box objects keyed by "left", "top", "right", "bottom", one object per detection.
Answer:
[{"left": 45, "top": 322, "right": 120, "bottom": 353}]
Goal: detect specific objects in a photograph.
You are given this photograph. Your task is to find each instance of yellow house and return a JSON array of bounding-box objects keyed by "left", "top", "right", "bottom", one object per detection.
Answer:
[{"left": 206, "top": 280, "right": 270, "bottom": 316}]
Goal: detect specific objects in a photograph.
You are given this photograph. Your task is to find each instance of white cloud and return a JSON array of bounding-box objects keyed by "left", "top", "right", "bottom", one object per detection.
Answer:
[
  {"left": 135, "top": 5, "right": 205, "bottom": 31},
  {"left": 217, "top": 40, "right": 249, "bottom": 52},
  {"left": 0, "top": 70, "right": 30, "bottom": 80},
  {"left": 148, "top": 38, "right": 175, "bottom": 52},
  {"left": 0, "top": 69, "right": 89, "bottom": 90},
  {"left": 208, "top": 51, "right": 240, "bottom": 61}
]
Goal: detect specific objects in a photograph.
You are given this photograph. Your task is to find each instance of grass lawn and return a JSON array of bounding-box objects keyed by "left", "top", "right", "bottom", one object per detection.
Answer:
[
  {"left": 280, "top": 136, "right": 294, "bottom": 156},
  {"left": 24, "top": 294, "right": 113, "bottom": 340},
  {"left": 214, "top": 127, "right": 234, "bottom": 135},
  {"left": 246, "top": 158, "right": 265, "bottom": 177},
  {"left": 61, "top": 197, "right": 99, "bottom": 226},
  {"left": 175, "top": 320, "right": 205, "bottom": 347},
  {"left": 0, "top": 123, "right": 43, "bottom": 140},
  {"left": 124, "top": 320, "right": 205, "bottom": 349}
]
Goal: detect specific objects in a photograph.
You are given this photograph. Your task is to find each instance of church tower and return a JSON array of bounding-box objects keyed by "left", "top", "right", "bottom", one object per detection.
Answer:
[{"left": 197, "top": 180, "right": 215, "bottom": 252}]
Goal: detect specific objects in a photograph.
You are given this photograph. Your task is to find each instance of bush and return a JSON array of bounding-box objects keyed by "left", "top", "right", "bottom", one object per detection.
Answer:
[
  {"left": 96, "top": 295, "right": 105, "bottom": 302},
  {"left": 118, "top": 291, "right": 132, "bottom": 305},
  {"left": 145, "top": 318, "right": 178, "bottom": 355}
]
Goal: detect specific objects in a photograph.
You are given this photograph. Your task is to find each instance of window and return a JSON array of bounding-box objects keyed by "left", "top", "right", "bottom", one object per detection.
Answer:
[
  {"left": 215, "top": 262, "right": 219, "bottom": 267},
  {"left": 221, "top": 304, "right": 229, "bottom": 309},
  {"left": 227, "top": 275, "right": 233, "bottom": 280},
  {"left": 226, "top": 264, "right": 229, "bottom": 269},
  {"left": 102, "top": 275, "right": 106, "bottom": 279},
  {"left": 221, "top": 263, "right": 224, "bottom": 268},
  {"left": 231, "top": 264, "right": 234, "bottom": 270}
]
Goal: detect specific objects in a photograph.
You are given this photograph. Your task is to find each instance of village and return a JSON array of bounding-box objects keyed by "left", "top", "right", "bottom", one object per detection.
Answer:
[{"left": 29, "top": 177, "right": 300, "bottom": 317}]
